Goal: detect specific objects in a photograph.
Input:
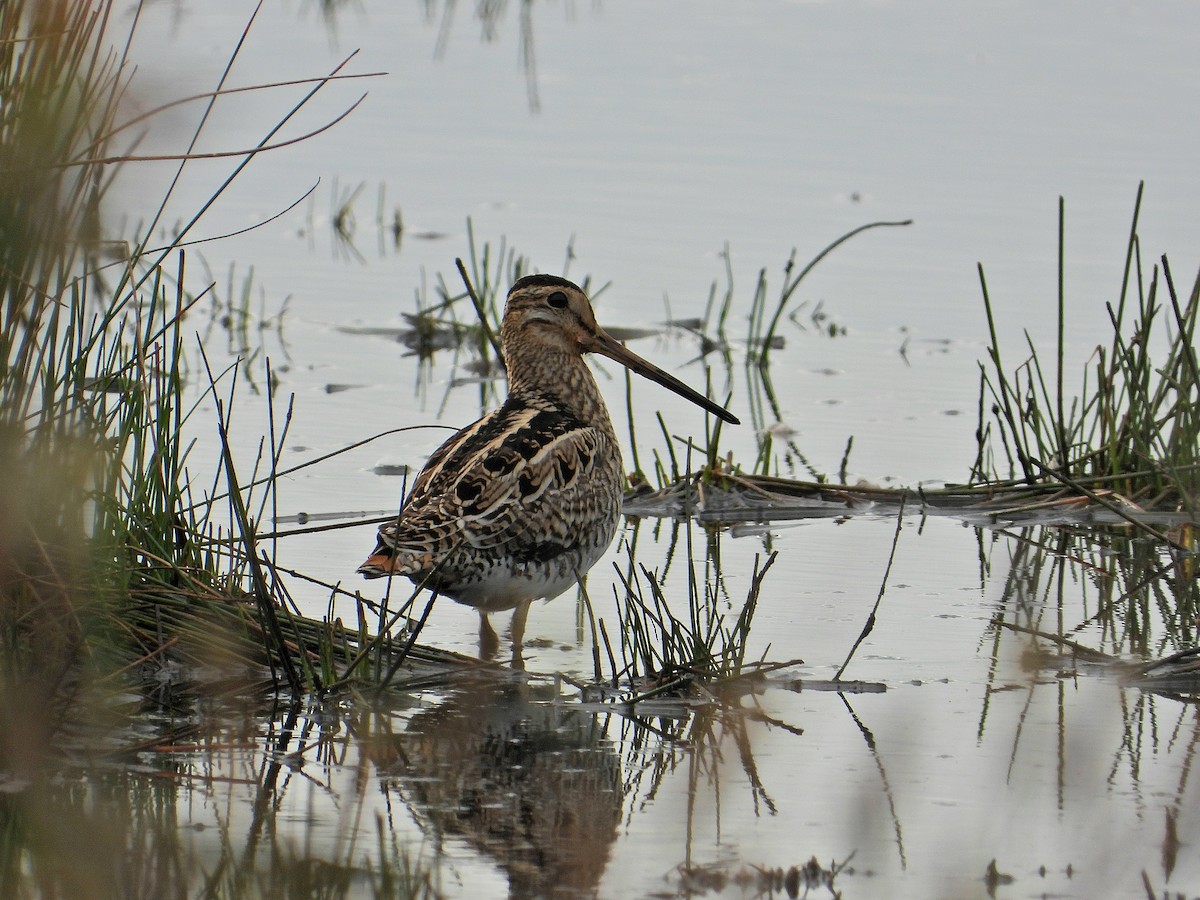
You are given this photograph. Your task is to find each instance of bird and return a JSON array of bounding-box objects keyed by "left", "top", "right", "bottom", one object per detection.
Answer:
[{"left": 358, "top": 274, "right": 739, "bottom": 661}]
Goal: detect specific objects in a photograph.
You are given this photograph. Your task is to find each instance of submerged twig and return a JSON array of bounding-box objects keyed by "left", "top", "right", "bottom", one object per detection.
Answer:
[{"left": 835, "top": 496, "right": 906, "bottom": 681}]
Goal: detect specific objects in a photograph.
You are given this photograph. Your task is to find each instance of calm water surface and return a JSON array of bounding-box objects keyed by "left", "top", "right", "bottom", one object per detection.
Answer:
[{"left": 111, "top": 2, "right": 1200, "bottom": 896}]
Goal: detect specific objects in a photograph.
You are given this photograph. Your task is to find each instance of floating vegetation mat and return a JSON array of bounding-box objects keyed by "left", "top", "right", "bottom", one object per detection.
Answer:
[
  {"left": 117, "top": 582, "right": 482, "bottom": 702},
  {"left": 625, "top": 472, "right": 1200, "bottom": 531}
]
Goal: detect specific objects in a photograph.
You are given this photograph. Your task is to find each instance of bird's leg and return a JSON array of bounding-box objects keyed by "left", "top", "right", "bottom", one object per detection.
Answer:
[
  {"left": 478, "top": 612, "right": 500, "bottom": 660},
  {"left": 509, "top": 599, "right": 531, "bottom": 670}
]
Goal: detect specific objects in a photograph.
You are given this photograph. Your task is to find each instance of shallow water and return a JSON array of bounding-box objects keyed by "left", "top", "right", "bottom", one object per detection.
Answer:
[
  {"left": 106, "top": 514, "right": 1197, "bottom": 898},
  {"left": 96, "top": 1, "right": 1200, "bottom": 896}
]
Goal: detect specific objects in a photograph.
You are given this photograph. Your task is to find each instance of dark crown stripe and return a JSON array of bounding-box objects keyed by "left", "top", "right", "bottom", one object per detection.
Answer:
[{"left": 508, "top": 273, "right": 579, "bottom": 294}]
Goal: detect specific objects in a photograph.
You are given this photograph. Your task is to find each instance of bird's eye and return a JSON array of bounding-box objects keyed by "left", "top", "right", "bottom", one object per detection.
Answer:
[{"left": 547, "top": 291, "right": 569, "bottom": 309}]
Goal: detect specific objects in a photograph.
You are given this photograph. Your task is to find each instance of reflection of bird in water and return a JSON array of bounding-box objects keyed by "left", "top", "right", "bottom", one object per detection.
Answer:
[
  {"left": 359, "top": 275, "right": 738, "bottom": 660},
  {"left": 367, "top": 676, "right": 623, "bottom": 898}
]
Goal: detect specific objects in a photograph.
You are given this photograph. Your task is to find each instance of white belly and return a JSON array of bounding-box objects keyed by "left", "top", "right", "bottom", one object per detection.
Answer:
[{"left": 430, "top": 539, "right": 611, "bottom": 613}]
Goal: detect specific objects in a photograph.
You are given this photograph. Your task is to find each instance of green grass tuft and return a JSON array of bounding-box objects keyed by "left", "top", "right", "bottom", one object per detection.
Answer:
[{"left": 973, "top": 184, "right": 1200, "bottom": 513}]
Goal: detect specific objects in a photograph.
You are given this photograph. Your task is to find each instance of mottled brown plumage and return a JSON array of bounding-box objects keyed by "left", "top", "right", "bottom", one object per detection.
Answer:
[{"left": 358, "top": 274, "right": 738, "bottom": 658}]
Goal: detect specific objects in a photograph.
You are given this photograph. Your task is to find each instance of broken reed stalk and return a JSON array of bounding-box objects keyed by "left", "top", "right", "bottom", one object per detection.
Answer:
[
  {"left": 456, "top": 255, "right": 502, "bottom": 359},
  {"left": 754, "top": 219, "right": 913, "bottom": 366},
  {"left": 835, "top": 496, "right": 905, "bottom": 682}
]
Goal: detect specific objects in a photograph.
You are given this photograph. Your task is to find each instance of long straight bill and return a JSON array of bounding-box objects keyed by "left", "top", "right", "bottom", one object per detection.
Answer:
[{"left": 589, "top": 328, "right": 740, "bottom": 425}]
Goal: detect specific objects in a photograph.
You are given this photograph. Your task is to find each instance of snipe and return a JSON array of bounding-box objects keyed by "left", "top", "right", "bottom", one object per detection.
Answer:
[{"left": 358, "top": 274, "right": 738, "bottom": 661}]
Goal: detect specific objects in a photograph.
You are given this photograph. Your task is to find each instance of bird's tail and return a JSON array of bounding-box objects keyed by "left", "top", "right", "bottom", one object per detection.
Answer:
[{"left": 357, "top": 537, "right": 397, "bottom": 579}]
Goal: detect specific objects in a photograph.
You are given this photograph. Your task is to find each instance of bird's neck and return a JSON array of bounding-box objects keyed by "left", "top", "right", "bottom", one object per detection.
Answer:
[{"left": 505, "top": 343, "right": 614, "bottom": 432}]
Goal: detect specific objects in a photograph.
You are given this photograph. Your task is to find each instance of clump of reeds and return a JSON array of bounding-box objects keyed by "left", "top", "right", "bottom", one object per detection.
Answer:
[
  {"left": 645, "top": 222, "right": 910, "bottom": 491},
  {"left": 5, "top": 1, "right": 220, "bottom": 710},
  {"left": 1, "top": 0, "right": 146, "bottom": 763},
  {"left": 0, "top": 2, "right": 458, "bottom": 893},
  {"left": 579, "top": 519, "right": 784, "bottom": 703},
  {"left": 973, "top": 185, "right": 1200, "bottom": 511},
  {"left": 9, "top": 0, "right": 473, "bottom": 664}
]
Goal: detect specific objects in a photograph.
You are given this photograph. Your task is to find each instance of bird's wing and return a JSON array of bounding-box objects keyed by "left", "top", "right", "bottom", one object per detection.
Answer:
[{"left": 362, "top": 400, "right": 617, "bottom": 577}]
